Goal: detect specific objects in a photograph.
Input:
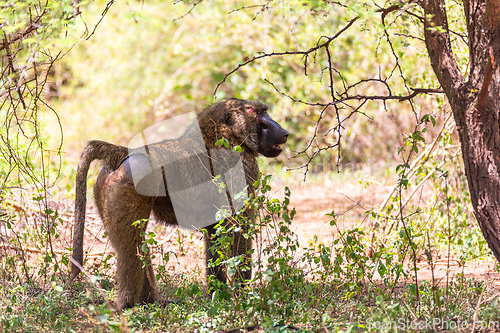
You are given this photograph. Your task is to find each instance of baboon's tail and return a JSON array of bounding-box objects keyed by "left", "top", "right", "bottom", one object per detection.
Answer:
[{"left": 69, "top": 140, "right": 128, "bottom": 283}]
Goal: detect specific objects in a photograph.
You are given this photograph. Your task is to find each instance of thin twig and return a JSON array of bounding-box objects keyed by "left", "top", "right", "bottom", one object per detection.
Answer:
[{"left": 86, "top": 0, "right": 114, "bottom": 40}]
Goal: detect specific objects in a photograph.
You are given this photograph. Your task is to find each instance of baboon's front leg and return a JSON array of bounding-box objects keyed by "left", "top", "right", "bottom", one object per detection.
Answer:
[
  {"left": 111, "top": 211, "right": 159, "bottom": 309},
  {"left": 232, "top": 225, "right": 252, "bottom": 282},
  {"left": 204, "top": 220, "right": 252, "bottom": 287},
  {"left": 205, "top": 224, "right": 227, "bottom": 284}
]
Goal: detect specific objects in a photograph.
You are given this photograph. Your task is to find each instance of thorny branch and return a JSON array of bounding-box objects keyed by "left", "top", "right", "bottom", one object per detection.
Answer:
[
  {"left": 214, "top": 16, "right": 359, "bottom": 99},
  {"left": 86, "top": 0, "right": 114, "bottom": 40},
  {"left": 0, "top": 2, "right": 80, "bottom": 194},
  {"left": 214, "top": 3, "right": 446, "bottom": 179},
  {"left": 0, "top": 0, "right": 113, "bottom": 191},
  {"left": 174, "top": 0, "right": 205, "bottom": 21},
  {"left": 0, "top": 1, "right": 88, "bottom": 273}
]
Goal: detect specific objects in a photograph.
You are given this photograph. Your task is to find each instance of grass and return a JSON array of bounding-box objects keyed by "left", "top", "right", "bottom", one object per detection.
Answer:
[
  {"left": 1, "top": 168, "right": 500, "bottom": 332},
  {"left": 1, "top": 111, "right": 497, "bottom": 332},
  {"left": 1, "top": 278, "right": 499, "bottom": 332}
]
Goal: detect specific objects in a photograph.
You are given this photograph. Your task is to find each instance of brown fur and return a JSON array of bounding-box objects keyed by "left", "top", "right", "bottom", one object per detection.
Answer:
[{"left": 69, "top": 98, "right": 288, "bottom": 309}]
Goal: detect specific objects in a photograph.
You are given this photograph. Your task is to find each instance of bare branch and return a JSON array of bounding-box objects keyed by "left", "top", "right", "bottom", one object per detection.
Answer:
[
  {"left": 229, "top": 1, "right": 275, "bottom": 20},
  {"left": 174, "top": 0, "right": 204, "bottom": 21},
  {"left": 211, "top": 2, "right": 449, "bottom": 178},
  {"left": 266, "top": 79, "right": 443, "bottom": 106},
  {"left": 86, "top": 0, "right": 114, "bottom": 40},
  {"left": 213, "top": 16, "right": 359, "bottom": 99}
]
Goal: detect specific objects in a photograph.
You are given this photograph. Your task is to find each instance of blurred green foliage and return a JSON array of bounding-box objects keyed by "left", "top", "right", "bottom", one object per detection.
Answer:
[{"left": 49, "top": 0, "right": 445, "bottom": 175}]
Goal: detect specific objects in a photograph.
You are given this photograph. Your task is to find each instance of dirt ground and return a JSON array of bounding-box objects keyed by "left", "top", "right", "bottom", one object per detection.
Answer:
[
  {"left": 280, "top": 181, "right": 500, "bottom": 287},
  {"left": 6, "top": 177, "right": 499, "bottom": 289},
  {"left": 68, "top": 178, "right": 500, "bottom": 289}
]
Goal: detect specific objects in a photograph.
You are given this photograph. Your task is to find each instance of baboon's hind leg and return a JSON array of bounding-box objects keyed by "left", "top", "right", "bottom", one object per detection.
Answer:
[
  {"left": 139, "top": 250, "right": 159, "bottom": 304},
  {"left": 95, "top": 167, "right": 159, "bottom": 309},
  {"left": 113, "top": 230, "right": 159, "bottom": 309}
]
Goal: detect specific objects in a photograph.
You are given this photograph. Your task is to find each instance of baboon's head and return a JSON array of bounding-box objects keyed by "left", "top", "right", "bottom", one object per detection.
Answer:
[{"left": 207, "top": 98, "right": 289, "bottom": 157}]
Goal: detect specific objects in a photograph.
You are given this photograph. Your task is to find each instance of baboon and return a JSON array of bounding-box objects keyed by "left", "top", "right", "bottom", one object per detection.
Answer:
[{"left": 69, "top": 98, "right": 289, "bottom": 309}]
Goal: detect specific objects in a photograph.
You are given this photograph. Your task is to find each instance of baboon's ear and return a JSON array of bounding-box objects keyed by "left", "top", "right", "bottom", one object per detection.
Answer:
[{"left": 223, "top": 111, "right": 233, "bottom": 125}]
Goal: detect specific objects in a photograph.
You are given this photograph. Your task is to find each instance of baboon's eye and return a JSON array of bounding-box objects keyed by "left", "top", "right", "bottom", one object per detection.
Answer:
[{"left": 246, "top": 107, "right": 254, "bottom": 114}]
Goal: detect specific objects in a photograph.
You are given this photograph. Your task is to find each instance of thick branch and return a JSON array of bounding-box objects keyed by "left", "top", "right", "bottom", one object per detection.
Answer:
[
  {"left": 421, "top": 0, "right": 465, "bottom": 107},
  {"left": 477, "top": 50, "right": 495, "bottom": 109},
  {"left": 486, "top": 0, "right": 500, "bottom": 32},
  {"left": 266, "top": 78, "right": 444, "bottom": 107}
]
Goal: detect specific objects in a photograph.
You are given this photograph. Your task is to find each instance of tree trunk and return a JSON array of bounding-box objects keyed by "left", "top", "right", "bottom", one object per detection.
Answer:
[{"left": 422, "top": 0, "right": 500, "bottom": 260}]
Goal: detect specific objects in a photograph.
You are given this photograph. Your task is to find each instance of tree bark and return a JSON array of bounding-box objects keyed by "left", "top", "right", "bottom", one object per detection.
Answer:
[{"left": 422, "top": 0, "right": 500, "bottom": 260}]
